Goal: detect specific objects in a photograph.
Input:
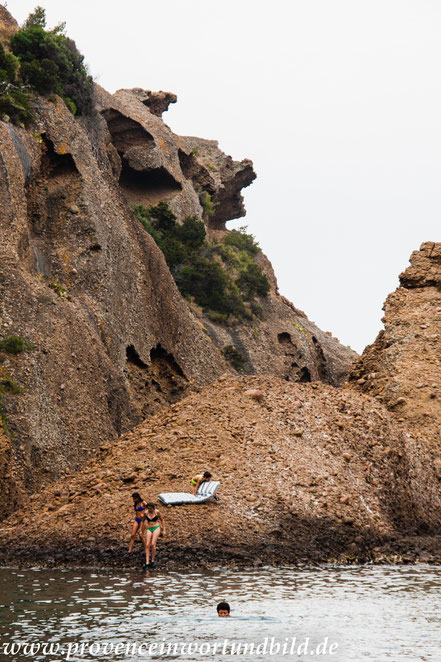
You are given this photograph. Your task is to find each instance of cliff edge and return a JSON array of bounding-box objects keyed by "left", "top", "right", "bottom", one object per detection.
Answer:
[
  {"left": 348, "top": 242, "right": 441, "bottom": 528},
  {"left": 0, "top": 6, "right": 355, "bottom": 518}
]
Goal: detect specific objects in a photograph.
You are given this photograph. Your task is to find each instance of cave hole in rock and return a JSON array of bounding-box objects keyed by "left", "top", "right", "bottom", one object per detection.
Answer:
[
  {"left": 178, "top": 149, "right": 197, "bottom": 180},
  {"left": 125, "top": 343, "right": 188, "bottom": 422},
  {"left": 278, "top": 332, "right": 293, "bottom": 345},
  {"left": 150, "top": 343, "right": 185, "bottom": 377},
  {"left": 126, "top": 345, "right": 147, "bottom": 368},
  {"left": 102, "top": 110, "right": 156, "bottom": 152},
  {"left": 33, "top": 135, "right": 79, "bottom": 184},
  {"left": 299, "top": 367, "right": 311, "bottom": 383},
  {"left": 119, "top": 160, "right": 181, "bottom": 206},
  {"left": 25, "top": 135, "right": 82, "bottom": 246},
  {"left": 177, "top": 148, "right": 214, "bottom": 191}
]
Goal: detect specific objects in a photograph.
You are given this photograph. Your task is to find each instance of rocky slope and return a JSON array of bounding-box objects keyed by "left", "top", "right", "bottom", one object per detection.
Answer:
[
  {"left": 0, "top": 6, "right": 355, "bottom": 518},
  {"left": 1, "top": 375, "right": 439, "bottom": 569},
  {"left": 0, "top": 4, "right": 17, "bottom": 43},
  {"left": 348, "top": 242, "right": 441, "bottom": 527},
  {"left": 95, "top": 84, "right": 356, "bottom": 386}
]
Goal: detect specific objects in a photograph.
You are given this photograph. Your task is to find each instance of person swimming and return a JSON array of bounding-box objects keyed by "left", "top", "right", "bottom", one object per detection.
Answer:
[
  {"left": 217, "top": 601, "right": 230, "bottom": 617},
  {"left": 128, "top": 492, "right": 148, "bottom": 558},
  {"left": 144, "top": 502, "right": 166, "bottom": 570}
]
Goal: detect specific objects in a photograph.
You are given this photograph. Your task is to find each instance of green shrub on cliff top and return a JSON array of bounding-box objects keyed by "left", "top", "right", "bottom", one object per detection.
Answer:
[
  {"left": 133, "top": 202, "right": 269, "bottom": 323},
  {"left": 0, "top": 42, "right": 34, "bottom": 125},
  {"left": 224, "top": 227, "right": 260, "bottom": 256},
  {"left": 0, "top": 42, "right": 19, "bottom": 82},
  {"left": 0, "top": 6, "right": 93, "bottom": 121}
]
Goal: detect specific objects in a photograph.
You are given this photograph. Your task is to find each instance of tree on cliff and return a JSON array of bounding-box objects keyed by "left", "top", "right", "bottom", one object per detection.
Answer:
[
  {"left": 8, "top": 5, "right": 92, "bottom": 116},
  {"left": 0, "top": 41, "right": 33, "bottom": 125},
  {"left": 133, "top": 202, "right": 270, "bottom": 323}
]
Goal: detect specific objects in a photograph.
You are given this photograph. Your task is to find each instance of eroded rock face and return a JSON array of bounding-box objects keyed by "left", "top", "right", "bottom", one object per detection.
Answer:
[
  {"left": 0, "top": 79, "right": 355, "bottom": 518},
  {"left": 201, "top": 286, "right": 356, "bottom": 386},
  {"left": 95, "top": 86, "right": 356, "bottom": 386},
  {"left": 177, "top": 136, "right": 256, "bottom": 229},
  {"left": 348, "top": 242, "right": 441, "bottom": 526},
  {"left": 0, "top": 376, "right": 438, "bottom": 568},
  {"left": 0, "top": 6, "right": 18, "bottom": 45},
  {"left": 0, "top": 97, "right": 225, "bottom": 517},
  {"left": 95, "top": 86, "right": 257, "bottom": 226},
  {"left": 117, "top": 88, "right": 177, "bottom": 117}
]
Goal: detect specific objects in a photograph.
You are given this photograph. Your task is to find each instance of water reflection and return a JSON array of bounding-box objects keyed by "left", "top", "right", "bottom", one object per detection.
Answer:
[{"left": 0, "top": 565, "right": 439, "bottom": 661}]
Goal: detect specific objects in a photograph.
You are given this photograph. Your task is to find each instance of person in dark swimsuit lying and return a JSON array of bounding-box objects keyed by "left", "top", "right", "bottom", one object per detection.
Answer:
[
  {"left": 128, "top": 492, "right": 148, "bottom": 558},
  {"left": 144, "top": 502, "right": 166, "bottom": 569}
]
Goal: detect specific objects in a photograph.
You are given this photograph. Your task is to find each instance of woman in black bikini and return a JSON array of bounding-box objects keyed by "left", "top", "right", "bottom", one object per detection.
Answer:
[
  {"left": 128, "top": 492, "right": 148, "bottom": 558},
  {"left": 144, "top": 502, "right": 166, "bottom": 569}
]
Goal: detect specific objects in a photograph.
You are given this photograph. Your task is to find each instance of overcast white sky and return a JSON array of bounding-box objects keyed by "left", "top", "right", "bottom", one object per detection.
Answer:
[{"left": 7, "top": 1, "right": 441, "bottom": 352}]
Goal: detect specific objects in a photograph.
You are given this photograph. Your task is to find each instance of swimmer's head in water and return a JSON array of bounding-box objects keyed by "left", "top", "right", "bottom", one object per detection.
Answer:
[
  {"left": 217, "top": 601, "right": 230, "bottom": 617},
  {"left": 203, "top": 471, "right": 212, "bottom": 479},
  {"left": 146, "top": 502, "right": 155, "bottom": 511}
]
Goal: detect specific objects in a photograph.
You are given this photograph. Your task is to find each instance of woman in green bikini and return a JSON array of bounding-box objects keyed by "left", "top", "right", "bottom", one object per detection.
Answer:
[{"left": 144, "top": 502, "right": 166, "bottom": 569}]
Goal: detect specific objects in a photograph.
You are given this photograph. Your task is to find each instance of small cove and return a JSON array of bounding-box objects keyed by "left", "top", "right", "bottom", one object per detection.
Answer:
[{"left": 0, "top": 565, "right": 439, "bottom": 661}]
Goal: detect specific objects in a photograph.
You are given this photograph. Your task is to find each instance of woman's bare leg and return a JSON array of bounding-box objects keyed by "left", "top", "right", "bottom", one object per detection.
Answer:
[
  {"left": 128, "top": 521, "right": 140, "bottom": 553},
  {"left": 150, "top": 528, "right": 161, "bottom": 563},
  {"left": 138, "top": 522, "right": 147, "bottom": 556},
  {"left": 145, "top": 530, "right": 153, "bottom": 566}
]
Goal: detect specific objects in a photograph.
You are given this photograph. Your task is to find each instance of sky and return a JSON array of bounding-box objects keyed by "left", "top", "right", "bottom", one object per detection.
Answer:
[{"left": 6, "top": 0, "right": 441, "bottom": 353}]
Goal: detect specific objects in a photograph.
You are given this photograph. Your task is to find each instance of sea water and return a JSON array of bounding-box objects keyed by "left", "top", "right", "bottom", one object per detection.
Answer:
[{"left": 0, "top": 565, "right": 439, "bottom": 661}]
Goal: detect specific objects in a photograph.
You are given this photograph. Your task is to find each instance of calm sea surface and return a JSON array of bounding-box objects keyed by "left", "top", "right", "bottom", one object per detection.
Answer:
[{"left": 0, "top": 565, "right": 439, "bottom": 661}]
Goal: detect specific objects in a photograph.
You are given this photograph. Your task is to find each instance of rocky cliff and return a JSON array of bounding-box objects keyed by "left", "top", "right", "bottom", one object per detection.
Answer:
[
  {"left": 2, "top": 375, "right": 439, "bottom": 569},
  {"left": 0, "top": 7, "right": 355, "bottom": 518},
  {"left": 0, "top": 4, "right": 17, "bottom": 44},
  {"left": 348, "top": 242, "right": 441, "bottom": 528}
]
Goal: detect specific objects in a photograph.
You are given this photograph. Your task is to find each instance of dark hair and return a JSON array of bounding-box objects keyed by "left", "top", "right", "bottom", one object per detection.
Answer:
[
  {"left": 146, "top": 502, "right": 155, "bottom": 510},
  {"left": 217, "top": 601, "right": 230, "bottom": 613},
  {"left": 203, "top": 471, "right": 212, "bottom": 479},
  {"left": 132, "top": 492, "right": 142, "bottom": 511}
]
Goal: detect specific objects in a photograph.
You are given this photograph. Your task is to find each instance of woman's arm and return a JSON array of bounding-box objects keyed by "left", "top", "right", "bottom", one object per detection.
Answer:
[
  {"left": 194, "top": 479, "right": 201, "bottom": 495},
  {"left": 158, "top": 511, "right": 166, "bottom": 536}
]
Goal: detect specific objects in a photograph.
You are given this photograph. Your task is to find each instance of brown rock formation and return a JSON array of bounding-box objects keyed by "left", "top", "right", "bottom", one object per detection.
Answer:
[
  {"left": 177, "top": 135, "right": 256, "bottom": 229},
  {"left": 95, "top": 85, "right": 256, "bottom": 224},
  {"left": 0, "top": 97, "right": 225, "bottom": 516},
  {"left": 0, "top": 8, "right": 355, "bottom": 519},
  {"left": 117, "top": 88, "right": 177, "bottom": 117},
  {"left": 348, "top": 242, "right": 441, "bottom": 528},
  {"left": 0, "top": 5, "right": 18, "bottom": 45},
  {"left": 2, "top": 376, "right": 438, "bottom": 568},
  {"left": 95, "top": 86, "right": 356, "bottom": 386}
]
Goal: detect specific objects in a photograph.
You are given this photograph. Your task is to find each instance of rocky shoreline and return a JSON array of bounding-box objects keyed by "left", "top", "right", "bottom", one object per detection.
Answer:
[
  {"left": 1, "top": 376, "right": 440, "bottom": 571},
  {"left": 1, "top": 535, "right": 440, "bottom": 571}
]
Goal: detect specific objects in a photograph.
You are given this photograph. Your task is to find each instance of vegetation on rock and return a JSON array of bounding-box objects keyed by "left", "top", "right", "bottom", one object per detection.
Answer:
[
  {"left": 0, "top": 375, "right": 24, "bottom": 433},
  {"left": 133, "top": 202, "right": 270, "bottom": 323},
  {"left": 0, "top": 6, "right": 92, "bottom": 125},
  {"left": 49, "top": 281, "right": 68, "bottom": 298},
  {"left": 222, "top": 344, "right": 246, "bottom": 371},
  {"left": 0, "top": 336, "right": 28, "bottom": 432},
  {"left": 0, "top": 335, "right": 28, "bottom": 354},
  {"left": 194, "top": 184, "right": 217, "bottom": 217},
  {"left": 0, "top": 41, "right": 34, "bottom": 125}
]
